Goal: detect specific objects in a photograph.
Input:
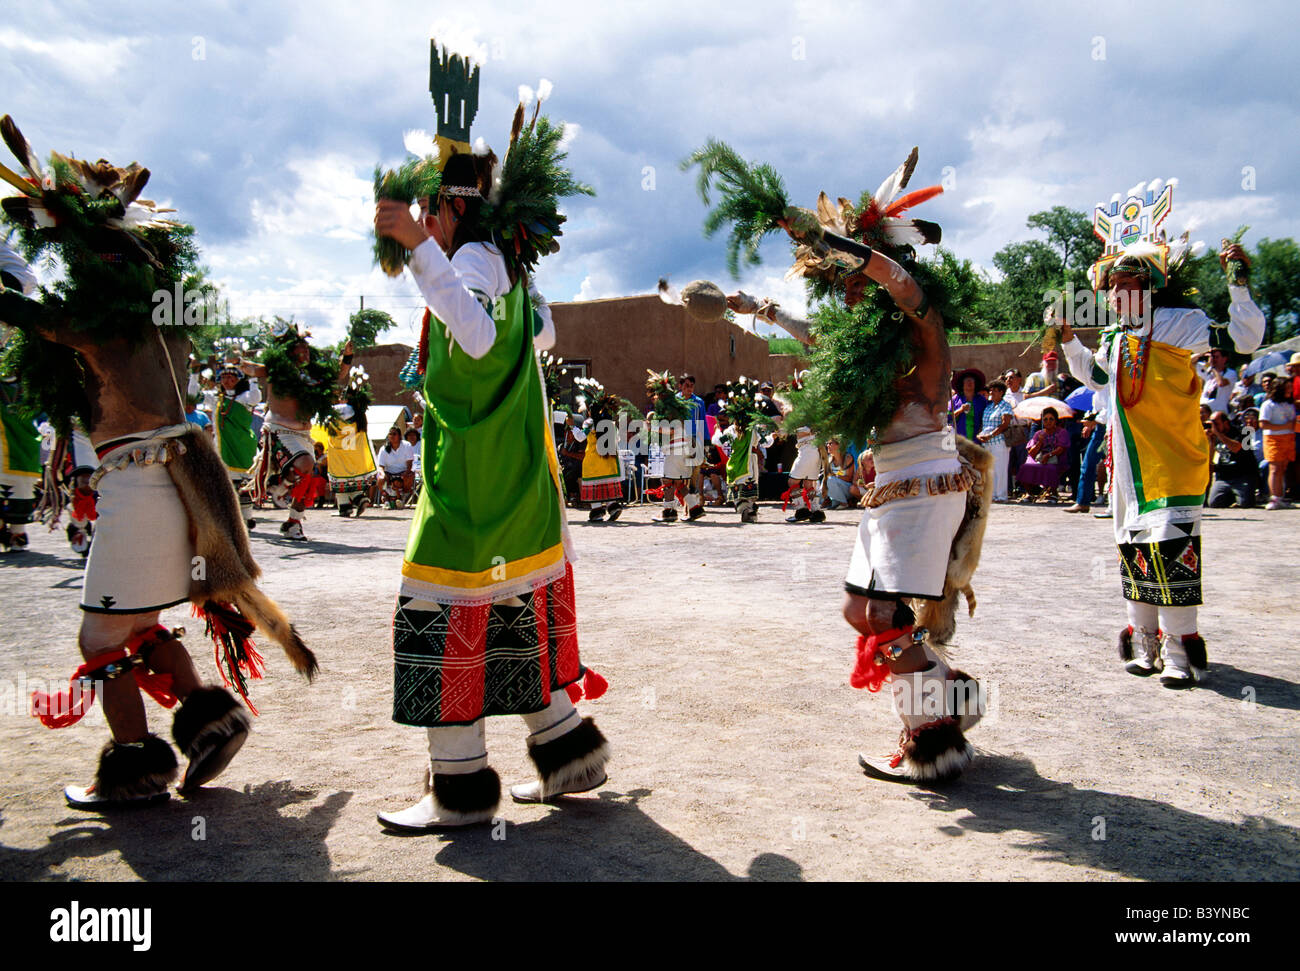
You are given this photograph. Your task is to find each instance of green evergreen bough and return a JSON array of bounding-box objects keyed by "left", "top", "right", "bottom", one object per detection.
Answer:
[
  {"left": 261, "top": 337, "right": 341, "bottom": 426},
  {"left": 0, "top": 116, "right": 203, "bottom": 433},
  {"left": 372, "top": 156, "right": 441, "bottom": 277}
]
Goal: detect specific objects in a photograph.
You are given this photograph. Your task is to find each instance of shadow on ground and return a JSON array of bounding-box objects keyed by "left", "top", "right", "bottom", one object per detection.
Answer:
[
  {"left": 421, "top": 788, "right": 802, "bottom": 881},
  {"left": 0, "top": 782, "right": 351, "bottom": 881},
  {"left": 911, "top": 753, "right": 1300, "bottom": 881},
  {"left": 1198, "top": 664, "right": 1300, "bottom": 711}
]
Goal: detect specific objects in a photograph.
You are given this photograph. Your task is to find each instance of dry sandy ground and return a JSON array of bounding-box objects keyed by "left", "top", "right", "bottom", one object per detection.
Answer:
[{"left": 1, "top": 498, "right": 1297, "bottom": 882}]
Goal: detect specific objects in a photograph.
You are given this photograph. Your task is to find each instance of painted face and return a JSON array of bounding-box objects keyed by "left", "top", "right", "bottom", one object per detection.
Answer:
[
  {"left": 292, "top": 341, "right": 311, "bottom": 365},
  {"left": 1107, "top": 272, "right": 1148, "bottom": 322},
  {"left": 844, "top": 272, "right": 869, "bottom": 308}
]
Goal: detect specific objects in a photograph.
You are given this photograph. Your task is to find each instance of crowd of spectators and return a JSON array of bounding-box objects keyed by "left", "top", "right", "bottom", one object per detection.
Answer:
[{"left": 945, "top": 349, "right": 1300, "bottom": 514}]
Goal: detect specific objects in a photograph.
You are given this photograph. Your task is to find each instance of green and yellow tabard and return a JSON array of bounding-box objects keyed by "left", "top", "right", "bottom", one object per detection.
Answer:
[
  {"left": 1, "top": 411, "right": 40, "bottom": 480},
  {"left": 400, "top": 279, "right": 568, "bottom": 602},
  {"left": 392, "top": 277, "right": 585, "bottom": 727},
  {"left": 214, "top": 395, "right": 258, "bottom": 475}
]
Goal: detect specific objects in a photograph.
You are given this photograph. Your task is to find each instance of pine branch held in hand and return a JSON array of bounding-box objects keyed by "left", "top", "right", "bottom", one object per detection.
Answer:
[
  {"left": 680, "top": 139, "right": 790, "bottom": 278},
  {"left": 372, "top": 155, "right": 441, "bottom": 277}
]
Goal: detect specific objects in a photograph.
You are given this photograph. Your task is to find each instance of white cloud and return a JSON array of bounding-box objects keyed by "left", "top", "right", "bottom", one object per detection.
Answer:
[
  {"left": 0, "top": 27, "right": 137, "bottom": 83},
  {"left": 1177, "top": 196, "right": 1279, "bottom": 237},
  {"left": 248, "top": 155, "right": 374, "bottom": 242},
  {"left": 5, "top": 0, "right": 1297, "bottom": 344}
]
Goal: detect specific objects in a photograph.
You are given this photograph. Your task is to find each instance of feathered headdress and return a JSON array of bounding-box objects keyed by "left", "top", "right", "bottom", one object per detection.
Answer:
[
  {"left": 0, "top": 116, "right": 181, "bottom": 266},
  {"left": 479, "top": 82, "right": 594, "bottom": 276},
  {"left": 718, "top": 376, "right": 767, "bottom": 430},
  {"left": 539, "top": 349, "right": 567, "bottom": 404},
  {"left": 1088, "top": 178, "right": 1177, "bottom": 290},
  {"left": 682, "top": 139, "right": 943, "bottom": 294},
  {"left": 343, "top": 365, "right": 372, "bottom": 433},
  {"left": 572, "top": 375, "right": 635, "bottom": 424},
  {"left": 0, "top": 116, "right": 200, "bottom": 433},
  {"left": 644, "top": 368, "right": 691, "bottom": 422}
]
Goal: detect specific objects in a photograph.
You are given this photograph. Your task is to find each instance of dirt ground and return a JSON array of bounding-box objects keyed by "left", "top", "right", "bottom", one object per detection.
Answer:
[{"left": 1, "top": 497, "right": 1297, "bottom": 882}]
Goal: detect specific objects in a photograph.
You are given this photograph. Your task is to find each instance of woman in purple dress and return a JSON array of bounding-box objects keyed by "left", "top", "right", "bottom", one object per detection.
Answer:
[
  {"left": 948, "top": 369, "right": 987, "bottom": 440},
  {"left": 1017, "top": 407, "right": 1070, "bottom": 503}
]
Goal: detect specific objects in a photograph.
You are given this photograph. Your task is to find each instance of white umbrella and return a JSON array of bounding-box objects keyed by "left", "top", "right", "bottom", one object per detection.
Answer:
[{"left": 1013, "top": 396, "right": 1074, "bottom": 421}]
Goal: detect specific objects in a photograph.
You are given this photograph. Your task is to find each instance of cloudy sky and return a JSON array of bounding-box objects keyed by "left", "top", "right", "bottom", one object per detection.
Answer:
[{"left": 4, "top": 0, "right": 1297, "bottom": 345}]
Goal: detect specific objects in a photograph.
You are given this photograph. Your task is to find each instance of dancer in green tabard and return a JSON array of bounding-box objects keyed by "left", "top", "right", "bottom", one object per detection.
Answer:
[{"left": 372, "top": 90, "right": 609, "bottom": 830}]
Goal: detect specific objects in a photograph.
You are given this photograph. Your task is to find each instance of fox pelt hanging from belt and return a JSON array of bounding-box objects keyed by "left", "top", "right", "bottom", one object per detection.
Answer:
[{"left": 912, "top": 436, "right": 995, "bottom": 650}]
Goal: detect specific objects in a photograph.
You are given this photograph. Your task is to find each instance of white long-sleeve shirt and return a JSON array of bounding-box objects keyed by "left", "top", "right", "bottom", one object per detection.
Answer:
[
  {"left": 407, "top": 238, "right": 555, "bottom": 359},
  {"left": 203, "top": 379, "right": 261, "bottom": 414},
  {"left": 1062, "top": 286, "right": 1265, "bottom": 392}
]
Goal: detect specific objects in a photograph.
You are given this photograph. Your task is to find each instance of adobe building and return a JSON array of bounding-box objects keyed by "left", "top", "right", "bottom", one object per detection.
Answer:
[
  {"left": 548, "top": 294, "right": 776, "bottom": 406},
  {"left": 357, "top": 302, "right": 1102, "bottom": 408}
]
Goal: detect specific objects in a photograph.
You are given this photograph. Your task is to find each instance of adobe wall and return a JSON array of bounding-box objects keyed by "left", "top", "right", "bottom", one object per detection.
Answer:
[
  {"left": 550, "top": 295, "right": 771, "bottom": 406},
  {"left": 949, "top": 328, "right": 1101, "bottom": 382},
  {"left": 355, "top": 343, "right": 416, "bottom": 406}
]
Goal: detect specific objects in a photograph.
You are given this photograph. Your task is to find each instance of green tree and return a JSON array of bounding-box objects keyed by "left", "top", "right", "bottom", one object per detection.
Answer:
[
  {"left": 921, "top": 246, "right": 996, "bottom": 335},
  {"left": 348, "top": 307, "right": 396, "bottom": 347},
  {"left": 990, "top": 239, "right": 1061, "bottom": 329},
  {"left": 1250, "top": 237, "right": 1300, "bottom": 344},
  {"left": 990, "top": 207, "right": 1102, "bottom": 330},
  {"left": 1026, "top": 205, "right": 1103, "bottom": 284}
]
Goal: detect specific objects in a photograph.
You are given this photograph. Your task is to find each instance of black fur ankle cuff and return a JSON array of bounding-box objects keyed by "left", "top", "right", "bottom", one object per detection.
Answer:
[
  {"left": 96, "top": 735, "right": 178, "bottom": 801},
  {"left": 432, "top": 767, "right": 501, "bottom": 814},
  {"left": 526, "top": 716, "right": 610, "bottom": 783},
  {"left": 172, "top": 686, "right": 249, "bottom": 758}
]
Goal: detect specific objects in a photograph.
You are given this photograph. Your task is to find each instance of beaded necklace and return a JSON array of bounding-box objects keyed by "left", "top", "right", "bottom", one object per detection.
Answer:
[{"left": 1116, "top": 323, "right": 1152, "bottom": 409}]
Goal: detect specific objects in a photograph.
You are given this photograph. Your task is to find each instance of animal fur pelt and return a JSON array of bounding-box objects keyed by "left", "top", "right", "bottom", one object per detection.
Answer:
[
  {"left": 913, "top": 436, "right": 994, "bottom": 650},
  {"left": 164, "top": 429, "right": 318, "bottom": 680}
]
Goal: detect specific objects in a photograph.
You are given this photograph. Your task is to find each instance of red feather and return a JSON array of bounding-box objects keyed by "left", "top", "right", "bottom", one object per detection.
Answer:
[
  {"left": 856, "top": 202, "right": 884, "bottom": 232},
  {"left": 884, "top": 185, "right": 943, "bottom": 218}
]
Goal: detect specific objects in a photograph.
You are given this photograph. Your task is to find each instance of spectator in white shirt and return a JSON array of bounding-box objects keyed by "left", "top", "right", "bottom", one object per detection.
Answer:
[
  {"left": 376, "top": 426, "right": 416, "bottom": 506},
  {"left": 1197, "top": 348, "right": 1236, "bottom": 414}
]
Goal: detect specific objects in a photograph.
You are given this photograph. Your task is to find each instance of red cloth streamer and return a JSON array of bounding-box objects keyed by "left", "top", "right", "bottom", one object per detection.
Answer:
[
  {"left": 416, "top": 309, "right": 431, "bottom": 377},
  {"left": 290, "top": 475, "right": 325, "bottom": 506},
  {"left": 780, "top": 485, "right": 811, "bottom": 511},
  {"left": 643, "top": 485, "right": 665, "bottom": 500},
  {"left": 31, "top": 626, "right": 177, "bottom": 728},
  {"left": 71, "top": 487, "right": 98, "bottom": 523},
  {"left": 849, "top": 626, "right": 912, "bottom": 692},
  {"left": 195, "top": 602, "right": 265, "bottom": 715}
]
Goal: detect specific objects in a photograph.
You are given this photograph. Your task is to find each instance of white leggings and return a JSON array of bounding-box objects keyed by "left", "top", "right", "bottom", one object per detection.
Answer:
[
  {"left": 424, "top": 691, "right": 580, "bottom": 775},
  {"left": 1126, "top": 601, "right": 1197, "bottom": 638}
]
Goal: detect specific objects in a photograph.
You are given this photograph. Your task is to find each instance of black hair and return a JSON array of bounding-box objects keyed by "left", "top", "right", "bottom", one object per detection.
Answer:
[{"left": 439, "top": 152, "right": 515, "bottom": 285}]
